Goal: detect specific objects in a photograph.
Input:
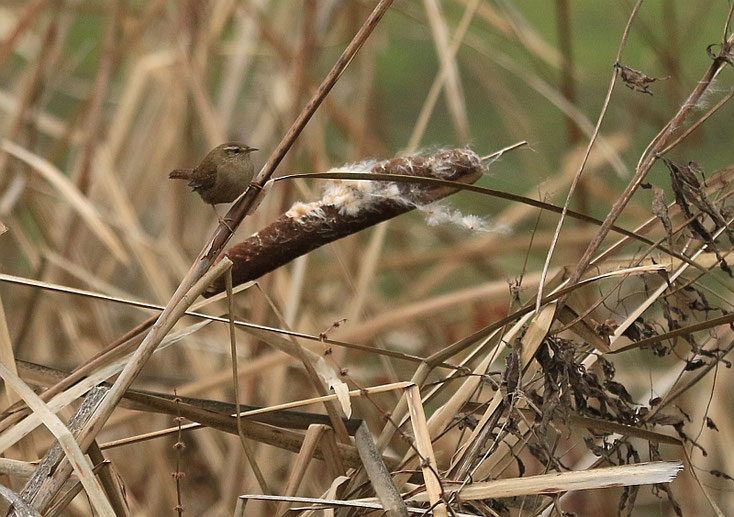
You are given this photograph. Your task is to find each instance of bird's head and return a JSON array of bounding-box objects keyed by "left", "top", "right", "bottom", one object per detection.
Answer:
[{"left": 217, "top": 142, "right": 258, "bottom": 164}]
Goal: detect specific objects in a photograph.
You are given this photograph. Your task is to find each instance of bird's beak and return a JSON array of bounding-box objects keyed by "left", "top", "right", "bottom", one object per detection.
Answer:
[{"left": 247, "top": 146, "right": 258, "bottom": 152}]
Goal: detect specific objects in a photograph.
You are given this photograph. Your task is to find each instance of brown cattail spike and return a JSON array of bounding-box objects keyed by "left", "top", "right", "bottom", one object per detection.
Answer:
[{"left": 204, "top": 149, "right": 483, "bottom": 297}]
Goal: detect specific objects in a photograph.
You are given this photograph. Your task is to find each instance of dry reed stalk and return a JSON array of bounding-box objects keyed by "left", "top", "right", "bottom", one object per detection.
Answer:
[
  {"left": 96, "top": 381, "right": 409, "bottom": 451},
  {"left": 405, "top": 384, "right": 448, "bottom": 517},
  {"left": 7, "top": 387, "right": 112, "bottom": 516},
  {"left": 422, "top": 0, "right": 469, "bottom": 142},
  {"left": 0, "top": 297, "right": 19, "bottom": 410},
  {"left": 408, "top": 0, "right": 480, "bottom": 152},
  {"left": 355, "top": 421, "right": 408, "bottom": 517},
  {"left": 225, "top": 269, "right": 271, "bottom": 497},
  {"left": 275, "top": 423, "right": 326, "bottom": 516}
]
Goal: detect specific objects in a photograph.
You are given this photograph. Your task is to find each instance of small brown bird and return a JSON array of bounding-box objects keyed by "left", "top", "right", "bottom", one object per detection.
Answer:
[{"left": 169, "top": 142, "right": 258, "bottom": 226}]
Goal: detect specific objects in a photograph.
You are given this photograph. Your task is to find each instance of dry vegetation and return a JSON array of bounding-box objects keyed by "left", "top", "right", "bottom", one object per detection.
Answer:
[{"left": 1, "top": 1, "right": 734, "bottom": 516}]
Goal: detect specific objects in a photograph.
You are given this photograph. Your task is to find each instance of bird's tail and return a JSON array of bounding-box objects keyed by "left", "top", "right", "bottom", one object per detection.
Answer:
[{"left": 168, "top": 168, "right": 193, "bottom": 180}]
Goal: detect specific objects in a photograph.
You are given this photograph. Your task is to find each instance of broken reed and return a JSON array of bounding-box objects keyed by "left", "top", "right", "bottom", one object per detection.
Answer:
[{"left": 205, "top": 149, "right": 483, "bottom": 296}]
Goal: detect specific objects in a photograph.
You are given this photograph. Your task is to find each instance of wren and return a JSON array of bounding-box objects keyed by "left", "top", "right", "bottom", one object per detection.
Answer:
[{"left": 169, "top": 142, "right": 257, "bottom": 228}]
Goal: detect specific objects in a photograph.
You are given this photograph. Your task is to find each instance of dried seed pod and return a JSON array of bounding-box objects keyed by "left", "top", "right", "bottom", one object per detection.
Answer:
[{"left": 204, "top": 149, "right": 483, "bottom": 297}]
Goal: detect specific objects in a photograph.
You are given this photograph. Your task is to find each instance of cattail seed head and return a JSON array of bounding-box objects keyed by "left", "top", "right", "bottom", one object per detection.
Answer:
[{"left": 205, "top": 149, "right": 484, "bottom": 297}]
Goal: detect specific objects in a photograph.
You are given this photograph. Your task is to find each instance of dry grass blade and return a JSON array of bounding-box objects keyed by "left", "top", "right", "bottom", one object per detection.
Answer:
[
  {"left": 234, "top": 494, "right": 477, "bottom": 516},
  {"left": 1, "top": 140, "right": 129, "bottom": 263},
  {"left": 422, "top": 0, "right": 469, "bottom": 141},
  {"left": 374, "top": 362, "right": 433, "bottom": 454},
  {"left": 555, "top": 304, "right": 612, "bottom": 352},
  {"left": 408, "top": 0, "right": 481, "bottom": 151},
  {"left": 408, "top": 461, "right": 684, "bottom": 502},
  {"left": 0, "top": 297, "right": 20, "bottom": 408},
  {"left": 612, "top": 311, "right": 734, "bottom": 354},
  {"left": 86, "top": 443, "right": 129, "bottom": 517},
  {"left": 276, "top": 424, "right": 326, "bottom": 516},
  {"left": 318, "top": 428, "right": 347, "bottom": 480},
  {"left": 97, "top": 401, "right": 375, "bottom": 469},
  {"left": 232, "top": 316, "right": 322, "bottom": 363},
  {"left": 0, "top": 458, "right": 39, "bottom": 479},
  {"left": 405, "top": 384, "right": 447, "bottom": 517},
  {"left": 218, "top": 382, "right": 410, "bottom": 421},
  {"left": 564, "top": 414, "right": 680, "bottom": 445},
  {"left": 226, "top": 269, "right": 271, "bottom": 497}
]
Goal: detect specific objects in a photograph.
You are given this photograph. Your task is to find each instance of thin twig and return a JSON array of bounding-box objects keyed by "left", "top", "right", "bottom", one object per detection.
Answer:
[
  {"left": 536, "top": 0, "right": 644, "bottom": 313},
  {"left": 226, "top": 268, "right": 272, "bottom": 496},
  {"left": 479, "top": 140, "right": 528, "bottom": 162}
]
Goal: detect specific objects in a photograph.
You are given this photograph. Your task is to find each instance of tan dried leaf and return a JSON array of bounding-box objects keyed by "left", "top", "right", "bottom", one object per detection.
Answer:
[{"left": 615, "top": 63, "right": 668, "bottom": 95}]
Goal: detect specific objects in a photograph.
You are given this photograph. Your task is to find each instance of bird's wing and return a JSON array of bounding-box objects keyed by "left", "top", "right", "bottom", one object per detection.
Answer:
[{"left": 187, "top": 167, "right": 216, "bottom": 191}]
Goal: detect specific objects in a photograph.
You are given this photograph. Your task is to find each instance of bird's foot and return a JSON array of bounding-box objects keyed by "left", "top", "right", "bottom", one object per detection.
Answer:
[
  {"left": 217, "top": 215, "right": 235, "bottom": 234},
  {"left": 211, "top": 206, "right": 235, "bottom": 234}
]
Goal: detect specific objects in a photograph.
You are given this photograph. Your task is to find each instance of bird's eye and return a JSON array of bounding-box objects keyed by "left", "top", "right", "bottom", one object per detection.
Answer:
[{"left": 224, "top": 146, "right": 242, "bottom": 155}]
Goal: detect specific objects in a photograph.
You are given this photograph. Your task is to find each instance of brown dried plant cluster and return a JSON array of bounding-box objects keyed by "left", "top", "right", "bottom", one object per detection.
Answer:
[{"left": 1, "top": 2, "right": 734, "bottom": 517}]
